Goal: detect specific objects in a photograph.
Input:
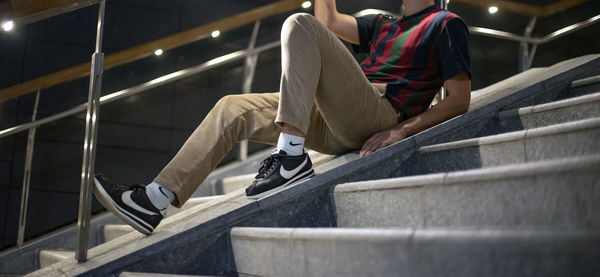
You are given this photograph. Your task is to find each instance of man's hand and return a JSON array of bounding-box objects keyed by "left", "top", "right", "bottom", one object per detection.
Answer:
[
  {"left": 360, "top": 124, "right": 408, "bottom": 157},
  {"left": 360, "top": 72, "right": 471, "bottom": 156}
]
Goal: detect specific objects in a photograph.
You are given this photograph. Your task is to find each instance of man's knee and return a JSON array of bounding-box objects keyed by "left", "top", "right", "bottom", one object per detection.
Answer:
[
  {"left": 281, "top": 13, "right": 320, "bottom": 39},
  {"left": 212, "top": 94, "right": 244, "bottom": 119}
]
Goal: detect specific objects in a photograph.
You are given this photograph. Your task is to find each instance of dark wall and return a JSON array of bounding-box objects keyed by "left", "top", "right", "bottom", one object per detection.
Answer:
[{"left": 0, "top": 0, "right": 599, "bottom": 251}]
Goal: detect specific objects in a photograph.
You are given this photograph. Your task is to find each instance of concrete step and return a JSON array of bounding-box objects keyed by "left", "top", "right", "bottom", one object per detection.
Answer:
[
  {"left": 498, "top": 91, "right": 600, "bottom": 129},
  {"left": 99, "top": 196, "right": 225, "bottom": 242},
  {"left": 165, "top": 195, "right": 224, "bottom": 217},
  {"left": 572, "top": 75, "right": 600, "bottom": 88},
  {"left": 0, "top": 211, "right": 123, "bottom": 276},
  {"left": 568, "top": 75, "right": 600, "bottom": 98},
  {"left": 39, "top": 250, "right": 73, "bottom": 269},
  {"left": 101, "top": 224, "right": 134, "bottom": 243},
  {"left": 405, "top": 117, "right": 600, "bottom": 175},
  {"left": 231, "top": 227, "right": 600, "bottom": 277},
  {"left": 334, "top": 154, "right": 600, "bottom": 229},
  {"left": 120, "top": 273, "right": 218, "bottom": 277},
  {"left": 216, "top": 151, "right": 355, "bottom": 195}
]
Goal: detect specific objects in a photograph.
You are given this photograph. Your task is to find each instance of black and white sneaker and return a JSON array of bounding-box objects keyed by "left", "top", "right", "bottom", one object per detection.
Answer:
[
  {"left": 245, "top": 150, "right": 314, "bottom": 199},
  {"left": 93, "top": 174, "right": 163, "bottom": 235}
]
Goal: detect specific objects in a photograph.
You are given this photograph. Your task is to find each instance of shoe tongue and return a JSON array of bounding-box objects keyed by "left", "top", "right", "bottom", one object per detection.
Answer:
[{"left": 272, "top": 149, "right": 288, "bottom": 156}]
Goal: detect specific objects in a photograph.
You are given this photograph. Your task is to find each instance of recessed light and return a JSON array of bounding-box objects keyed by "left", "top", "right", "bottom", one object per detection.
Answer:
[
  {"left": 302, "top": 1, "right": 312, "bottom": 9},
  {"left": 488, "top": 6, "right": 499, "bottom": 14},
  {"left": 2, "top": 20, "right": 14, "bottom": 32},
  {"left": 154, "top": 49, "right": 163, "bottom": 56},
  {"left": 211, "top": 30, "right": 220, "bottom": 38}
]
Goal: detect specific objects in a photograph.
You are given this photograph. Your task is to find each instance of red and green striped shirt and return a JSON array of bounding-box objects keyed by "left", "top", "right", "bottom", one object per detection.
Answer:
[{"left": 353, "top": 6, "right": 471, "bottom": 119}]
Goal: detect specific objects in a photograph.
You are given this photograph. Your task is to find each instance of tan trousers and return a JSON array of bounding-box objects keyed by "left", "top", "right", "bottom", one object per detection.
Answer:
[{"left": 155, "top": 13, "right": 398, "bottom": 207}]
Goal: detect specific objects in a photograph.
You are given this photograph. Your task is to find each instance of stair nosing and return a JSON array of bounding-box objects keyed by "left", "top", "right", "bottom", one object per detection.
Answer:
[
  {"left": 231, "top": 227, "right": 600, "bottom": 241},
  {"left": 571, "top": 75, "right": 600, "bottom": 88},
  {"left": 498, "top": 90, "right": 600, "bottom": 119},
  {"left": 419, "top": 117, "right": 600, "bottom": 153},
  {"left": 334, "top": 154, "right": 600, "bottom": 193}
]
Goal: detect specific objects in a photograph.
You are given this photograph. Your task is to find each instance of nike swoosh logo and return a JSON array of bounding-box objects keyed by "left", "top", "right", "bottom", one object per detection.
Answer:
[
  {"left": 122, "top": 191, "right": 158, "bottom": 216},
  {"left": 280, "top": 157, "right": 308, "bottom": 179},
  {"left": 159, "top": 186, "right": 170, "bottom": 198},
  {"left": 289, "top": 141, "right": 302, "bottom": 146}
]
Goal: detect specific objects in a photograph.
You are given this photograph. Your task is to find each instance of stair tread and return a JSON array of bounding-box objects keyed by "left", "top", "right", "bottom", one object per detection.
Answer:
[
  {"left": 231, "top": 226, "right": 600, "bottom": 239},
  {"left": 335, "top": 154, "right": 599, "bottom": 193},
  {"left": 571, "top": 75, "right": 600, "bottom": 88},
  {"left": 498, "top": 90, "right": 600, "bottom": 118},
  {"left": 231, "top": 227, "right": 600, "bottom": 277},
  {"left": 419, "top": 116, "right": 600, "bottom": 153}
]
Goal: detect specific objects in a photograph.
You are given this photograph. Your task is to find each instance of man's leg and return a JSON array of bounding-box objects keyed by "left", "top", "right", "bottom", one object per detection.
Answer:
[
  {"left": 155, "top": 93, "right": 282, "bottom": 207},
  {"left": 244, "top": 13, "right": 399, "bottom": 198},
  {"left": 277, "top": 13, "right": 398, "bottom": 151},
  {"left": 93, "top": 93, "right": 283, "bottom": 234}
]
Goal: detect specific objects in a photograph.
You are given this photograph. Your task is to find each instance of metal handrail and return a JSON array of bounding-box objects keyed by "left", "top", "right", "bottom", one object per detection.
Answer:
[
  {"left": 2, "top": 13, "right": 599, "bottom": 138},
  {"left": 469, "top": 14, "right": 600, "bottom": 44},
  {"left": 0, "top": 41, "right": 280, "bottom": 139}
]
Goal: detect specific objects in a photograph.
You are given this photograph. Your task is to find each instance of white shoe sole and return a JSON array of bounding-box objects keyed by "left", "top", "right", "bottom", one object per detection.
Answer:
[{"left": 246, "top": 169, "right": 315, "bottom": 199}]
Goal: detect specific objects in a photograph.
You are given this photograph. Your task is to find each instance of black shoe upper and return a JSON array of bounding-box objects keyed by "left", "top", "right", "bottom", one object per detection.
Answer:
[
  {"left": 94, "top": 174, "right": 163, "bottom": 234},
  {"left": 245, "top": 150, "right": 313, "bottom": 197}
]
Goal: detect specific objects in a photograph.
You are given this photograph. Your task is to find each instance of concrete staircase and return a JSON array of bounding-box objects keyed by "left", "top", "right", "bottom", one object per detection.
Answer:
[{"left": 0, "top": 54, "right": 598, "bottom": 276}]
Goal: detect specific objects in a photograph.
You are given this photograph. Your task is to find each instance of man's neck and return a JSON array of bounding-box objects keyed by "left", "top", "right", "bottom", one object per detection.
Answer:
[{"left": 402, "top": 0, "right": 435, "bottom": 17}]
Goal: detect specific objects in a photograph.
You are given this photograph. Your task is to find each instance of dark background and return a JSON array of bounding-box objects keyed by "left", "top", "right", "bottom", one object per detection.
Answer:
[{"left": 0, "top": 0, "right": 598, "bottom": 251}]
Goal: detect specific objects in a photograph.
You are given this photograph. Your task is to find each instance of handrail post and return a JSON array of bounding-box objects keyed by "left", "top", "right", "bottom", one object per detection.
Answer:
[
  {"left": 16, "top": 90, "right": 41, "bottom": 247},
  {"left": 239, "top": 20, "right": 261, "bottom": 162},
  {"left": 519, "top": 16, "right": 537, "bottom": 72},
  {"left": 76, "top": 0, "right": 106, "bottom": 263}
]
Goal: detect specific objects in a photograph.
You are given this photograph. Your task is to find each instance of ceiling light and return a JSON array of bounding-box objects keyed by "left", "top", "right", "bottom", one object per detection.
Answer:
[
  {"left": 211, "top": 30, "right": 220, "bottom": 38},
  {"left": 488, "top": 6, "right": 498, "bottom": 14},
  {"left": 2, "top": 20, "right": 14, "bottom": 32},
  {"left": 301, "top": 1, "right": 312, "bottom": 9},
  {"left": 154, "top": 49, "right": 163, "bottom": 56}
]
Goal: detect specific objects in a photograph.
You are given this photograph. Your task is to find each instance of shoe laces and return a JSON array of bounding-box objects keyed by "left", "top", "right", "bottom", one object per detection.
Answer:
[
  {"left": 256, "top": 153, "right": 285, "bottom": 178},
  {"left": 112, "top": 182, "right": 143, "bottom": 192}
]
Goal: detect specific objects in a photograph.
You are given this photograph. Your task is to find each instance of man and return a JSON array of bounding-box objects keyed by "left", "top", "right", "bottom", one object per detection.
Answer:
[{"left": 93, "top": 0, "right": 471, "bottom": 235}]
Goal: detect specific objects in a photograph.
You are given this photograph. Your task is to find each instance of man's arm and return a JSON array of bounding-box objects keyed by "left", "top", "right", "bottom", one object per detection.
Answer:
[
  {"left": 360, "top": 72, "right": 471, "bottom": 156},
  {"left": 315, "top": 0, "right": 359, "bottom": 44}
]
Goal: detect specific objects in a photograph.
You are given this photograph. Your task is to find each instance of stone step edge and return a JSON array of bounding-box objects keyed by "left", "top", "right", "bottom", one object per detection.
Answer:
[
  {"left": 120, "top": 272, "right": 215, "bottom": 277},
  {"left": 498, "top": 90, "right": 600, "bottom": 119},
  {"left": 39, "top": 250, "right": 74, "bottom": 268},
  {"left": 231, "top": 227, "right": 600, "bottom": 241},
  {"left": 419, "top": 116, "right": 600, "bottom": 153},
  {"left": 572, "top": 75, "right": 600, "bottom": 88},
  {"left": 333, "top": 154, "right": 600, "bottom": 193}
]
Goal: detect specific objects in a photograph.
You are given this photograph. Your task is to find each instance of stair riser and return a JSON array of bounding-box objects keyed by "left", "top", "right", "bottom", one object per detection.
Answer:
[
  {"left": 335, "top": 164, "right": 599, "bottom": 229},
  {"left": 39, "top": 251, "right": 73, "bottom": 269},
  {"left": 231, "top": 229, "right": 600, "bottom": 277},
  {"left": 500, "top": 100, "right": 600, "bottom": 130},
  {"left": 401, "top": 125, "right": 600, "bottom": 176}
]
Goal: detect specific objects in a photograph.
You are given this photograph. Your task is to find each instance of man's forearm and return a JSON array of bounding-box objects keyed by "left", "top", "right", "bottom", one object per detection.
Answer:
[
  {"left": 398, "top": 95, "right": 468, "bottom": 137},
  {"left": 315, "top": 0, "right": 337, "bottom": 26}
]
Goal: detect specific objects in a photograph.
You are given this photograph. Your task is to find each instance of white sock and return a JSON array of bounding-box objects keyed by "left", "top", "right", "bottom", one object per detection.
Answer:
[
  {"left": 145, "top": 181, "right": 175, "bottom": 210},
  {"left": 276, "top": 132, "right": 305, "bottom": 156}
]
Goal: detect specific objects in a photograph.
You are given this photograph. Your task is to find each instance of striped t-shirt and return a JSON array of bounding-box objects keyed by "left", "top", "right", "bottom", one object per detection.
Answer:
[{"left": 353, "top": 5, "right": 471, "bottom": 119}]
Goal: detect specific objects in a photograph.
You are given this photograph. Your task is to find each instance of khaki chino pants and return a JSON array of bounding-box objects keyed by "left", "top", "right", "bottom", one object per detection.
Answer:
[{"left": 155, "top": 13, "right": 398, "bottom": 207}]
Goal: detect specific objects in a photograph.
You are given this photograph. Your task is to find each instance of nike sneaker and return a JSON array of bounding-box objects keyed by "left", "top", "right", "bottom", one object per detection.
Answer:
[
  {"left": 93, "top": 174, "right": 163, "bottom": 235},
  {"left": 245, "top": 150, "right": 314, "bottom": 199}
]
